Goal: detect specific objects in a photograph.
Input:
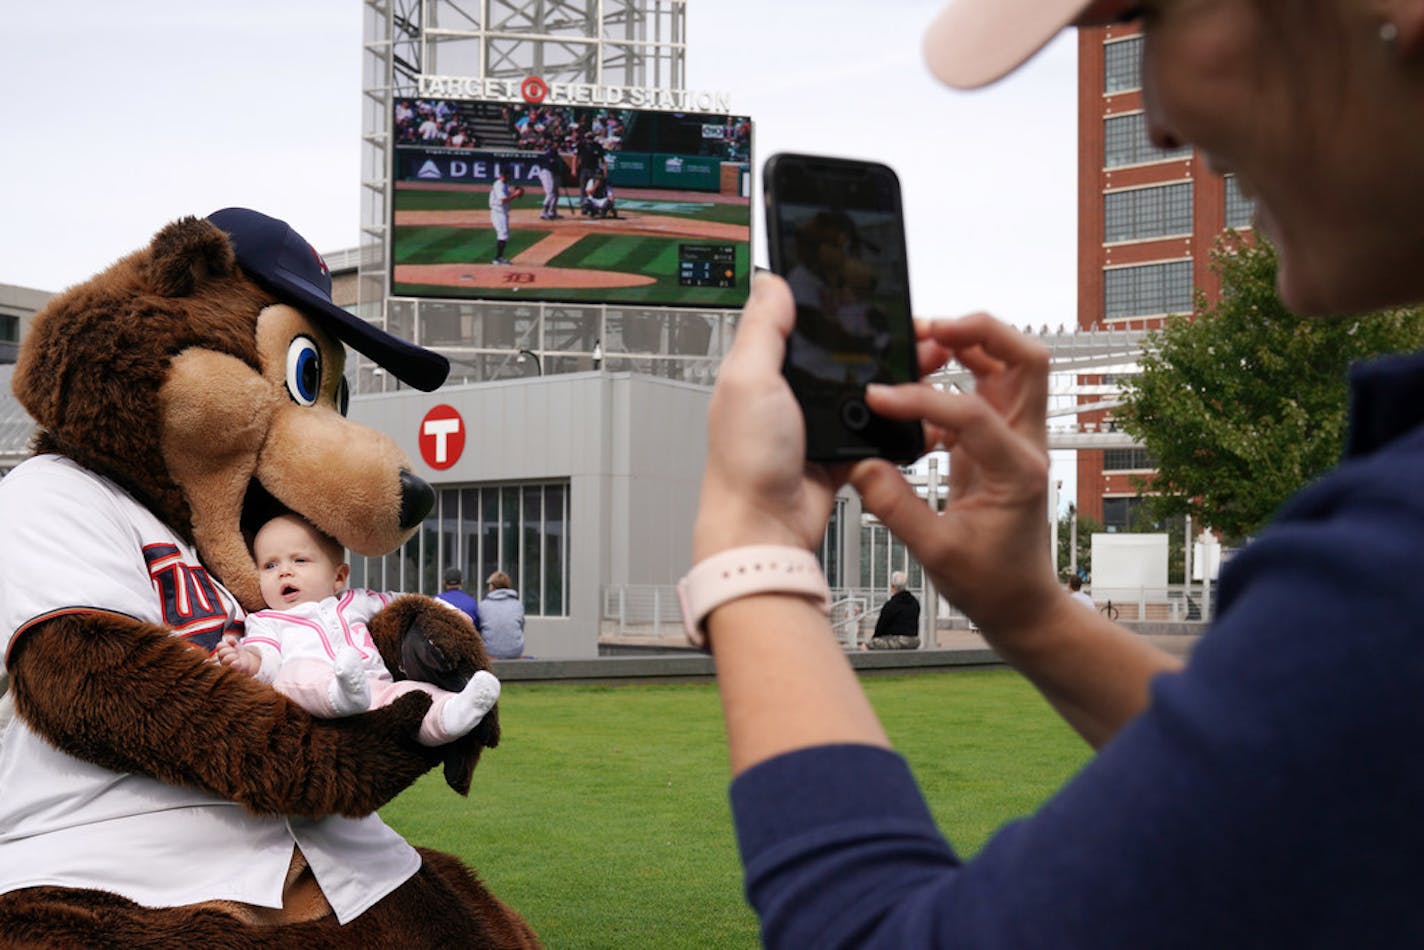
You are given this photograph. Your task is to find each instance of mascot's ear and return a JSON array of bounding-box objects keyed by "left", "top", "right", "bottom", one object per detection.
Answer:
[{"left": 143, "top": 216, "right": 239, "bottom": 298}]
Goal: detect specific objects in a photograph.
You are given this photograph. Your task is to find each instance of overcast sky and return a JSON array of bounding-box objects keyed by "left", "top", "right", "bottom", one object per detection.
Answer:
[
  {"left": 1, "top": 0, "right": 1080, "bottom": 502},
  {"left": 691, "top": 2, "right": 1079, "bottom": 328},
  {"left": 1, "top": 0, "right": 1078, "bottom": 325}
]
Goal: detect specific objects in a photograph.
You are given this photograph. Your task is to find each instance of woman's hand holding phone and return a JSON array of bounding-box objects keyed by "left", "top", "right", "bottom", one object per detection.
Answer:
[
  {"left": 705, "top": 153, "right": 1180, "bottom": 750},
  {"left": 697, "top": 231, "right": 1174, "bottom": 748}
]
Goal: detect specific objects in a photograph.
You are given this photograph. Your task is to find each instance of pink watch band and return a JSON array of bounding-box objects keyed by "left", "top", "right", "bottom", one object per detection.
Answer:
[{"left": 676, "top": 545, "right": 831, "bottom": 648}]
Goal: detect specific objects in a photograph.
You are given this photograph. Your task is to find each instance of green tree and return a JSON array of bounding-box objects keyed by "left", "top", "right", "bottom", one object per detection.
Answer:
[
  {"left": 1125, "top": 507, "right": 1188, "bottom": 585},
  {"left": 1119, "top": 235, "right": 1424, "bottom": 545}
]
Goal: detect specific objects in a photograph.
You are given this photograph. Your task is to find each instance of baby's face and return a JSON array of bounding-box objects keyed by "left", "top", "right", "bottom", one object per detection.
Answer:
[{"left": 253, "top": 515, "right": 347, "bottom": 610}]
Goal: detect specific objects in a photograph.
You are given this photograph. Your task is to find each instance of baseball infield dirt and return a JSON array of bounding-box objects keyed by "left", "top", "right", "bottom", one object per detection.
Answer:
[{"left": 396, "top": 262, "right": 656, "bottom": 291}]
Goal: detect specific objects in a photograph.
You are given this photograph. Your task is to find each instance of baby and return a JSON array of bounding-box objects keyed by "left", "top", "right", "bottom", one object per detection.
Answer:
[{"left": 216, "top": 513, "right": 500, "bottom": 746}]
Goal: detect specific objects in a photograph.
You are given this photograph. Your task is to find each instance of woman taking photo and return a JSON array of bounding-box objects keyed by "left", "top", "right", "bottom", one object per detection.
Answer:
[{"left": 688, "top": 1, "right": 1424, "bottom": 944}]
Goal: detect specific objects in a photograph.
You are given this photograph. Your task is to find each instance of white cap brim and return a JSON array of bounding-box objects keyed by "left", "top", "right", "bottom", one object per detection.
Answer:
[{"left": 923, "top": 0, "right": 1109, "bottom": 90}]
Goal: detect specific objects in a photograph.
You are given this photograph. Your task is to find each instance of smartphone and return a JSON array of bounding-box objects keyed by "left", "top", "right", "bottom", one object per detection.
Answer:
[{"left": 763, "top": 153, "right": 924, "bottom": 463}]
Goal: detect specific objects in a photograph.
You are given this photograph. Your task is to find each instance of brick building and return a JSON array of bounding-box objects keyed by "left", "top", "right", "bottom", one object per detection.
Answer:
[{"left": 1075, "top": 22, "right": 1254, "bottom": 529}]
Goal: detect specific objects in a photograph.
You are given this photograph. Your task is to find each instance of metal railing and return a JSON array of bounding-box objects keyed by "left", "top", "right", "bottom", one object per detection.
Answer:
[
  {"left": 600, "top": 584, "right": 978, "bottom": 648},
  {"left": 1079, "top": 585, "right": 1212, "bottom": 623},
  {"left": 600, "top": 582, "right": 1209, "bottom": 646},
  {"left": 601, "top": 585, "right": 684, "bottom": 639},
  {"left": 830, "top": 596, "right": 870, "bottom": 650}
]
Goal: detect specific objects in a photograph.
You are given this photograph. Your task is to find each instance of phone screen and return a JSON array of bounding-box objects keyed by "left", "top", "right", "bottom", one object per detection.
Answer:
[{"left": 764, "top": 153, "right": 924, "bottom": 462}]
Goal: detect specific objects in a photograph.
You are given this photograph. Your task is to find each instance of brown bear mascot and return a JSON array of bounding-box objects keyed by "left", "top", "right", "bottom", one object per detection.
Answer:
[{"left": 0, "top": 209, "right": 540, "bottom": 947}]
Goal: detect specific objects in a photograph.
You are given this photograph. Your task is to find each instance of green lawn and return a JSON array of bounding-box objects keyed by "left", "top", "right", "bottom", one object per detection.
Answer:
[{"left": 379, "top": 668, "right": 1091, "bottom": 948}]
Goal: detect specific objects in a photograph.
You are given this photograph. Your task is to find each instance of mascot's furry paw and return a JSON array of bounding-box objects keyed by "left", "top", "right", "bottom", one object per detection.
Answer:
[
  {"left": 400, "top": 622, "right": 469, "bottom": 693},
  {"left": 368, "top": 595, "right": 501, "bottom": 795},
  {"left": 370, "top": 595, "right": 491, "bottom": 686}
]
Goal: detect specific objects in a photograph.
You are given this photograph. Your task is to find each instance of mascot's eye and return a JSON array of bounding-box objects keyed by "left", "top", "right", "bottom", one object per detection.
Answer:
[
  {"left": 285, "top": 337, "right": 322, "bottom": 407},
  {"left": 337, "top": 376, "right": 351, "bottom": 417}
]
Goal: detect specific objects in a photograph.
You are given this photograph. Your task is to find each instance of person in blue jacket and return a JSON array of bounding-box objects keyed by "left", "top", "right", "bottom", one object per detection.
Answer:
[
  {"left": 434, "top": 567, "right": 481, "bottom": 631},
  {"left": 684, "top": 1, "right": 1424, "bottom": 945}
]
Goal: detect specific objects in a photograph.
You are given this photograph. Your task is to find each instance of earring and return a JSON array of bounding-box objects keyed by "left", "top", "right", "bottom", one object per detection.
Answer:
[{"left": 1380, "top": 21, "right": 1400, "bottom": 44}]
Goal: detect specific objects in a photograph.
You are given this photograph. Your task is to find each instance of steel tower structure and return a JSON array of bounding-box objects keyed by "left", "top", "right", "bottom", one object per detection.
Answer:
[{"left": 357, "top": 0, "right": 736, "bottom": 394}]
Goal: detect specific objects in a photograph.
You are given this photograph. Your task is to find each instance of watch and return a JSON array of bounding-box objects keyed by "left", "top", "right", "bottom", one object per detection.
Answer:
[{"left": 676, "top": 545, "right": 831, "bottom": 648}]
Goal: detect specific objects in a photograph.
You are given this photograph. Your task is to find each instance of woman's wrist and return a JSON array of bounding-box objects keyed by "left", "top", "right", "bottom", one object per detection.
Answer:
[
  {"left": 693, "top": 526, "right": 808, "bottom": 562},
  {"left": 678, "top": 544, "right": 831, "bottom": 647}
]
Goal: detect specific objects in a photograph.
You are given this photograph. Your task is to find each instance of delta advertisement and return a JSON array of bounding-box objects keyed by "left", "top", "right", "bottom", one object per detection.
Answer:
[{"left": 394, "top": 148, "right": 724, "bottom": 192}]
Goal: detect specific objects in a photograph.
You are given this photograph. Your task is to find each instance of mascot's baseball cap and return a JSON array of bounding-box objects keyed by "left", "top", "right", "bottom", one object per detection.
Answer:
[
  {"left": 207, "top": 207, "right": 450, "bottom": 392},
  {"left": 923, "top": 0, "right": 1139, "bottom": 89}
]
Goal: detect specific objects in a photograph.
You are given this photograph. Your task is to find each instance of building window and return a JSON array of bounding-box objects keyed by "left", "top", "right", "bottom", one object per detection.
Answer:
[
  {"left": 348, "top": 480, "right": 570, "bottom": 616},
  {"left": 1104, "top": 260, "right": 1194, "bottom": 319},
  {"left": 858, "top": 521, "right": 924, "bottom": 594},
  {"left": 1101, "top": 496, "right": 1141, "bottom": 532},
  {"left": 1103, "top": 447, "right": 1155, "bottom": 471},
  {"left": 1224, "top": 174, "right": 1256, "bottom": 229},
  {"left": 1104, "top": 113, "right": 1192, "bottom": 168},
  {"left": 0, "top": 314, "right": 17, "bottom": 344},
  {"left": 1104, "top": 36, "right": 1142, "bottom": 94},
  {"left": 1104, "top": 182, "right": 1193, "bottom": 243}
]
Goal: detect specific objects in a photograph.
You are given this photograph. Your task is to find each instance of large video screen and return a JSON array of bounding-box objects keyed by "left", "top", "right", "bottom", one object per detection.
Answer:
[{"left": 389, "top": 98, "right": 753, "bottom": 308}]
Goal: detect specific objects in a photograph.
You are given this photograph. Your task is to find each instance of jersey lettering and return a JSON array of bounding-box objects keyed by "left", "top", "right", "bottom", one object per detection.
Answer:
[{"left": 143, "top": 543, "right": 238, "bottom": 652}]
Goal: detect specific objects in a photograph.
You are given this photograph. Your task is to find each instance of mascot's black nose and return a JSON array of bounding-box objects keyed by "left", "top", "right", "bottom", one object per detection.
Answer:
[{"left": 399, "top": 470, "right": 435, "bottom": 530}]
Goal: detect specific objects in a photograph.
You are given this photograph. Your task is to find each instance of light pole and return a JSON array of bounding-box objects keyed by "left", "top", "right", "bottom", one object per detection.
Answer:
[
  {"left": 1050, "top": 479, "right": 1061, "bottom": 577},
  {"left": 517, "top": 349, "right": 542, "bottom": 376}
]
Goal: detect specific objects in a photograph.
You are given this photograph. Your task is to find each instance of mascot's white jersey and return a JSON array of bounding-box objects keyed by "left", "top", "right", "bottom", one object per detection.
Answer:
[{"left": 0, "top": 455, "right": 419, "bottom": 923}]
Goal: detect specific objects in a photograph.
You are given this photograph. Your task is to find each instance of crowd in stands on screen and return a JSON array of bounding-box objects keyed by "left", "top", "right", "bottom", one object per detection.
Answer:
[
  {"left": 508, "top": 105, "right": 573, "bottom": 150},
  {"left": 563, "top": 117, "right": 618, "bottom": 154},
  {"left": 393, "top": 99, "right": 481, "bottom": 149},
  {"left": 505, "top": 104, "right": 627, "bottom": 153}
]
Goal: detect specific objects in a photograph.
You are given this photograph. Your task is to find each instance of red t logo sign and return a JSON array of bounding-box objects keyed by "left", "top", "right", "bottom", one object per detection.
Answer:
[{"left": 419, "top": 404, "right": 465, "bottom": 470}]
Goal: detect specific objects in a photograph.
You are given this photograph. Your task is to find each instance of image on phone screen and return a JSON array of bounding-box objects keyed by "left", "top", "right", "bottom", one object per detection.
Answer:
[{"left": 765, "top": 154, "right": 924, "bottom": 462}]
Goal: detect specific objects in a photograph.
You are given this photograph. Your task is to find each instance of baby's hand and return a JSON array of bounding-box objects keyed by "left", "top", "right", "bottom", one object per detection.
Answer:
[
  {"left": 215, "top": 637, "right": 259, "bottom": 676},
  {"left": 214, "top": 634, "right": 239, "bottom": 663}
]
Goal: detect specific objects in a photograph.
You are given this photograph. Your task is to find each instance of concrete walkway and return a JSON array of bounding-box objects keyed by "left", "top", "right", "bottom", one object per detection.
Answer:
[
  {"left": 494, "top": 627, "right": 1201, "bottom": 683},
  {"left": 932, "top": 628, "right": 1201, "bottom": 659}
]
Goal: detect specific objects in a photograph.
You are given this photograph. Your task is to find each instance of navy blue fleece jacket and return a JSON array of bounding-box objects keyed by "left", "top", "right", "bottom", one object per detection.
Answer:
[{"left": 731, "top": 351, "right": 1424, "bottom": 948}]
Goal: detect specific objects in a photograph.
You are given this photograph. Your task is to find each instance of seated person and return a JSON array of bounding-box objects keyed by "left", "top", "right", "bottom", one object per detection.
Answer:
[{"left": 866, "top": 571, "right": 921, "bottom": 650}]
